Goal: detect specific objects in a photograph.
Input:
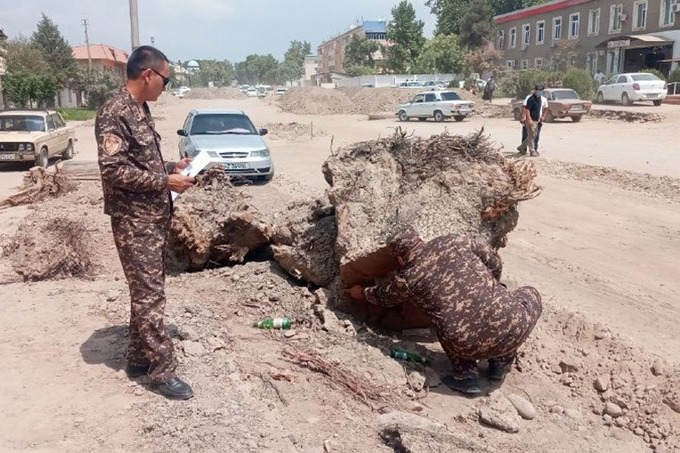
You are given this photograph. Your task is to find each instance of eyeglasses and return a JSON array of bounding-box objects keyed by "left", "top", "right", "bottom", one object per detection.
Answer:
[{"left": 145, "top": 67, "right": 170, "bottom": 87}]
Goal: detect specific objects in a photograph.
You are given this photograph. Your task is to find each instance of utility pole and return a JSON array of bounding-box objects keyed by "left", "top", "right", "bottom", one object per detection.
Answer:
[
  {"left": 82, "top": 19, "right": 92, "bottom": 71},
  {"left": 0, "top": 28, "right": 7, "bottom": 111},
  {"left": 129, "top": 0, "right": 140, "bottom": 51}
]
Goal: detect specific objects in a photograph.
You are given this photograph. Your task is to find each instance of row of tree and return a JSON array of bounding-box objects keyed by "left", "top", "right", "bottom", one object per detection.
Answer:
[
  {"left": 344, "top": 0, "right": 549, "bottom": 77},
  {"left": 180, "top": 41, "right": 311, "bottom": 88}
]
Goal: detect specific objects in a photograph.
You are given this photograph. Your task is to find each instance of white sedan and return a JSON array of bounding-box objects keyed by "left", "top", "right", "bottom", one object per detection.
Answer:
[{"left": 596, "top": 73, "right": 667, "bottom": 106}]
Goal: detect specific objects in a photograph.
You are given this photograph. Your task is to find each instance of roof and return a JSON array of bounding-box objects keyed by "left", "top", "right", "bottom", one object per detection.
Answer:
[
  {"left": 362, "top": 20, "right": 387, "bottom": 33},
  {"left": 72, "top": 44, "right": 128, "bottom": 64},
  {"left": 494, "top": 0, "right": 593, "bottom": 24},
  {"left": 191, "top": 109, "right": 246, "bottom": 115}
]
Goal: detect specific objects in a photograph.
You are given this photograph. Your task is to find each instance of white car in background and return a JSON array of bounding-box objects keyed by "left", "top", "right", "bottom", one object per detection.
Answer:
[
  {"left": 596, "top": 73, "right": 667, "bottom": 106},
  {"left": 396, "top": 90, "right": 474, "bottom": 122}
]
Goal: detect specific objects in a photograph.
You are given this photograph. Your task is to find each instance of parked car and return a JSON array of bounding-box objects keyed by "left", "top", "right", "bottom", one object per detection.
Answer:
[
  {"left": 596, "top": 73, "right": 667, "bottom": 106},
  {"left": 245, "top": 87, "right": 258, "bottom": 97},
  {"left": 398, "top": 81, "right": 423, "bottom": 88},
  {"left": 177, "top": 109, "right": 274, "bottom": 181},
  {"left": 396, "top": 90, "right": 474, "bottom": 122},
  {"left": 512, "top": 88, "right": 592, "bottom": 122},
  {"left": 0, "top": 110, "right": 76, "bottom": 167},
  {"left": 275, "top": 87, "right": 288, "bottom": 95}
]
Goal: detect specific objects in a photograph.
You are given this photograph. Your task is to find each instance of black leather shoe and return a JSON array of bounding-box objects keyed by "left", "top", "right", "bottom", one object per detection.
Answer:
[
  {"left": 125, "top": 364, "right": 150, "bottom": 378},
  {"left": 157, "top": 377, "right": 194, "bottom": 400},
  {"left": 442, "top": 375, "right": 482, "bottom": 395}
]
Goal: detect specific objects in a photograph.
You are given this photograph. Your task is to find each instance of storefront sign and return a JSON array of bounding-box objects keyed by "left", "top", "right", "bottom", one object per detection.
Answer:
[{"left": 608, "top": 39, "right": 631, "bottom": 49}]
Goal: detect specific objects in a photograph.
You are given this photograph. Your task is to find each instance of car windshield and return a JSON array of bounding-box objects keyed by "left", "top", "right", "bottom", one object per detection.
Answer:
[
  {"left": 0, "top": 115, "right": 46, "bottom": 132},
  {"left": 631, "top": 74, "right": 660, "bottom": 81},
  {"left": 190, "top": 114, "right": 257, "bottom": 135},
  {"left": 552, "top": 90, "right": 579, "bottom": 100},
  {"left": 440, "top": 92, "right": 461, "bottom": 101}
]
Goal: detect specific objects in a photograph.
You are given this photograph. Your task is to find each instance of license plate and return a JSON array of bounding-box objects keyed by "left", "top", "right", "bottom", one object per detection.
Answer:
[
  {"left": 0, "top": 154, "right": 16, "bottom": 160},
  {"left": 224, "top": 162, "right": 248, "bottom": 170}
]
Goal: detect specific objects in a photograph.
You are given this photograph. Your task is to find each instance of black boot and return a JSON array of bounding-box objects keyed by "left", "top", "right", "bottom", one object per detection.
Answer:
[
  {"left": 488, "top": 356, "right": 515, "bottom": 381},
  {"left": 158, "top": 377, "right": 194, "bottom": 400},
  {"left": 442, "top": 375, "right": 482, "bottom": 395}
]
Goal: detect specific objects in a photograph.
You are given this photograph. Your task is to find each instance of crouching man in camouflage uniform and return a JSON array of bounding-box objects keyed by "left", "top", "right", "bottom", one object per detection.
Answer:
[
  {"left": 95, "top": 46, "right": 196, "bottom": 400},
  {"left": 348, "top": 231, "right": 542, "bottom": 395}
]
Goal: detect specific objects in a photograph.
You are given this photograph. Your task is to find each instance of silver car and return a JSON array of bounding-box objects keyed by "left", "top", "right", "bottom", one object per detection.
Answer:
[{"left": 177, "top": 109, "right": 274, "bottom": 181}]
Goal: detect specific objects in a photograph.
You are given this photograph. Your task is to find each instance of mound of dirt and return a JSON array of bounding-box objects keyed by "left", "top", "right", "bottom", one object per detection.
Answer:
[
  {"left": 0, "top": 164, "right": 78, "bottom": 210},
  {"left": 590, "top": 109, "right": 664, "bottom": 123},
  {"left": 279, "top": 87, "right": 427, "bottom": 115},
  {"left": 167, "top": 169, "right": 270, "bottom": 272},
  {"left": 183, "top": 87, "right": 248, "bottom": 100},
  {"left": 2, "top": 216, "right": 95, "bottom": 281},
  {"left": 263, "top": 122, "right": 327, "bottom": 141},
  {"left": 537, "top": 160, "right": 680, "bottom": 203}
]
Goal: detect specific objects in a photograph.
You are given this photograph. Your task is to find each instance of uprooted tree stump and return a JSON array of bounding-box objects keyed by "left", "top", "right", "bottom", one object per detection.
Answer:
[
  {"left": 0, "top": 163, "right": 78, "bottom": 210},
  {"left": 314, "top": 128, "right": 541, "bottom": 330},
  {"left": 2, "top": 216, "right": 95, "bottom": 281},
  {"left": 166, "top": 169, "right": 271, "bottom": 272}
]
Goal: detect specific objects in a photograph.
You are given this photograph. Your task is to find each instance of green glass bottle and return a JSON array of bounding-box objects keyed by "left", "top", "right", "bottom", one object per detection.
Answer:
[
  {"left": 390, "top": 348, "right": 429, "bottom": 364},
  {"left": 253, "top": 317, "right": 292, "bottom": 330}
]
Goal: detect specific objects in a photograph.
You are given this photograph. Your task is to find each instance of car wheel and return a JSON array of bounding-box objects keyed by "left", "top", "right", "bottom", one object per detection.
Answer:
[
  {"left": 398, "top": 110, "right": 409, "bottom": 122},
  {"left": 513, "top": 108, "right": 521, "bottom": 121},
  {"left": 61, "top": 140, "right": 74, "bottom": 160},
  {"left": 418, "top": 117, "right": 427, "bottom": 122},
  {"left": 653, "top": 100, "right": 663, "bottom": 106},
  {"left": 570, "top": 115, "right": 582, "bottom": 122},
  {"left": 621, "top": 92, "right": 631, "bottom": 106},
  {"left": 453, "top": 116, "right": 465, "bottom": 122},
  {"left": 545, "top": 110, "right": 555, "bottom": 123},
  {"left": 433, "top": 110, "right": 444, "bottom": 122},
  {"left": 596, "top": 92, "right": 604, "bottom": 104},
  {"left": 35, "top": 147, "right": 48, "bottom": 168}
]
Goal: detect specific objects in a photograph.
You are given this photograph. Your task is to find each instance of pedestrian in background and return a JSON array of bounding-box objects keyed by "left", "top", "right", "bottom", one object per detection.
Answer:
[{"left": 518, "top": 84, "right": 548, "bottom": 157}]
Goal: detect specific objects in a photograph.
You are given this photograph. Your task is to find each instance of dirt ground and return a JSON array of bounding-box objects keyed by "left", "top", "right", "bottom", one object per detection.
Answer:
[{"left": 0, "top": 91, "right": 679, "bottom": 453}]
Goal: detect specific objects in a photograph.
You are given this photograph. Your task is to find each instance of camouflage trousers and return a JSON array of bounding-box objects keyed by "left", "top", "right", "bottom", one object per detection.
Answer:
[
  {"left": 439, "top": 286, "right": 542, "bottom": 378},
  {"left": 111, "top": 216, "right": 177, "bottom": 383}
]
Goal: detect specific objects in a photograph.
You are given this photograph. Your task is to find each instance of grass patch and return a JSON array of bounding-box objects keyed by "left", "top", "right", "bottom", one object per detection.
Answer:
[{"left": 57, "top": 108, "right": 96, "bottom": 121}]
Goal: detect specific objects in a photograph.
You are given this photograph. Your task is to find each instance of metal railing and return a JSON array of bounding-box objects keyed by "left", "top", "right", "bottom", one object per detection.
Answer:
[{"left": 668, "top": 82, "right": 680, "bottom": 95}]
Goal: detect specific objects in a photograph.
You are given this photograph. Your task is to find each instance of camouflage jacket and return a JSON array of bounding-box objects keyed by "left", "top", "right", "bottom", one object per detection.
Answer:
[
  {"left": 364, "top": 233, "right": 531, "bottom": 354},
  {"left": 95, "top": 87, "right": 177, "bottom": 220}
]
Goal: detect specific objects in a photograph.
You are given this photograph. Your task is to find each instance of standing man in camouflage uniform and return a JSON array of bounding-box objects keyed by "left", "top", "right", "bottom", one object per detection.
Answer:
[
  {"left": 348, "top": 230, "right": 542, "bottom": 395},
  {"left": 95, "top": 46, "right": 196, "bottom": 400}
]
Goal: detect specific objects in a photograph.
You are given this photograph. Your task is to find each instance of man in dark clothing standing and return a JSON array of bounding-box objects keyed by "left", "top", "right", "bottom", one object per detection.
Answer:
[
  {"left": 348, "top": 230, "right": 542, "bottom": 394},
  {"left": 518, "top": 84, "right": 548, "bottom": 157},
  {"left": 95, "top": 46, "right": 196, "bottom": 400}
]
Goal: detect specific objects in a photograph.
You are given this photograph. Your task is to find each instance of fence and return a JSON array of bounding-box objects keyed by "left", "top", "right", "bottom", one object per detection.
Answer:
[{"left": 668, "top": 82, "right": 680, "bottom": 95}]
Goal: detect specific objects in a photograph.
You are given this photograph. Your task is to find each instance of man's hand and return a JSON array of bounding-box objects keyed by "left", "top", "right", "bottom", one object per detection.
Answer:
[
  {"left": 176, "top": 157, "right": 192, "bottom": 174},
  {"left": 167, "top": 174, "right": 195, "bottom": 193},
  {"left": 346, "top": 285, "right": 365, "bottom": 300}
]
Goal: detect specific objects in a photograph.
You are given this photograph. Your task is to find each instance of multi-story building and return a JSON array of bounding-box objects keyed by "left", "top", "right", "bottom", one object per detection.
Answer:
[
  {"left": 494, "top": 0, "right": 680, "bottom": 76},
  {"left": 72, "top": 44, "right": 129, "bottom": 81},
  {"left": 317, "top": 20, "right": 387, "bottom": 82}
]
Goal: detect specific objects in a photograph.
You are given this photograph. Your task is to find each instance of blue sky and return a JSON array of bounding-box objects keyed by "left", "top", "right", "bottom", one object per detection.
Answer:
[{"left": 1, "top": 0, "right": 436, "bottom": 62}]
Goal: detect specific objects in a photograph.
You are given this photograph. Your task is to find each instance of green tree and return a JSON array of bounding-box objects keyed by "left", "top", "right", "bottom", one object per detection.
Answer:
[
  {"left": 31, "top": 14, "right": 75, "bottom": 87},
  {"left": 385, "top": 1, "right": 425, "bottom": 72},
  {"left": 236, "top": 54, "right": 280, "bottom": 85},
  {"left": 4, "top": 72, "right": 57, "bottom": 107},
  {"left": 460, "top": 0, "right": 495, "bottom": 48},
  {"left": 425, "top": 0, "right": 467, "bottom": 36},
  {"left": 553, "top": 39, "right": 579, "bottom": 71},
  {"left": 412, "top": 34, "right": 467, "bottom": 74},
  {"left": 344, "top": 33, "right": 381, "bottom": 76},
  {"left": 281, "top": 40, "right": 311, "bottom": 82},
  {"left": 193, "top": 60, "right": 235, "bottom": 87},
  {"left": 465, "top": 46, "right": 503, "bottom": 74}
]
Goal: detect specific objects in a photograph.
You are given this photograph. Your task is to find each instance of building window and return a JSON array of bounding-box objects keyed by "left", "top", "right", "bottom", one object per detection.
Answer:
[
  {"left": 586, "top": 52, "right": 598, "bottom": 74},
  {"left": 498, "top": 30, "right": 505, "bottom": 49},
  {"left": 522, "top": 23, "right": 531, "bottom": 47},
  {"left": 537, "top": 21, "right": 545, "bottom": 44},
  {"left": 510, "top": 27, "right": 517, "bottom": 48},
  {"left": 606, "top": 49, "right": 619, "bottom": 74},
  {"left": 506, "top": 59, "right": 516, "bottom": 69},
  {"left": 633, "top": 1, "right": 647, "bottom": 30},
  {"left": 569, "top": 13, "right": 580, "bottom": 39},
  {"left": 553, "top": 17, "right": 562, "bottom": 41},
  {"left": 535, "top": 58, "right": 543, "bottom": 70},
  {"left": 588, "top": 9, "right": 600, "bottom": 35},
  {"left": 521, "top": 59, "right": 529, "bottom": 70},
  {"left": 661, "top": 0, "right": 676, "bottom": 26},
  {"left": 610, "top": 4, "right": 623, "bottom": 33}
]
